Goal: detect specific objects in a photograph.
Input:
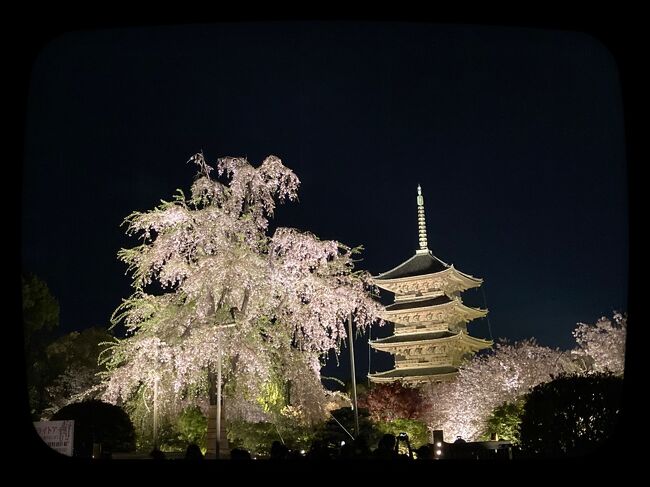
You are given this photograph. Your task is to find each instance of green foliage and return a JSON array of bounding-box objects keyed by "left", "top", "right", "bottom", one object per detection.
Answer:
[
  {"left": 123, "top": 388, "right": 155, "bottom": 451},
  {"left": 123, "top": 384, "right": 208, "bottom": 452},
  {"left": 176, "top": 406, "right": 208, "bottom": 446},
  {"left": 227, "top": 420, "right": 314, "bottom": 457},
  {"left": 483, "top": 399, "right": 525, "bottom": 444},
  {"left": 344, "top": 377, "right": 369, "bottom": 397},
  {"left": 52, "top": 400, "right": 136, "bottom": 456},
  {"left": 375, "top": 418, "right": 429, "bottom": 449},
  {"left": 154, "top": 407, "right": 208, "bottom": 452},
  {"left": 275, "top": 416, "right": 318, "bottom": 453},
  {"left": 227, "top": 386, "right": 318, "bottom": 458},
  {"left": 257, "top": 379, "right": 286, "bottom": 414},
  {"left": 519, "top": 373, "right": 623, "bottom": 457},
  {"left": 245, "top": 369, "right": 323, "bottom": 453}
]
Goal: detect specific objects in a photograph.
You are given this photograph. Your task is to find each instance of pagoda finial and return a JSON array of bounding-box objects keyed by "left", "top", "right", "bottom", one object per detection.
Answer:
[{"left": 417, "top": 184, "right": 428, "bottom": 251}]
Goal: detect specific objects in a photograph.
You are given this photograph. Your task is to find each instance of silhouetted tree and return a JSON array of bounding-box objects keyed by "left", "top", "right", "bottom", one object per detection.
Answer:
[
  {"left": 519, "top": 373, "right": 623, "bottom": 457},
  {"left": 23, "top": 273, "right": 60, "bottom": 419}
]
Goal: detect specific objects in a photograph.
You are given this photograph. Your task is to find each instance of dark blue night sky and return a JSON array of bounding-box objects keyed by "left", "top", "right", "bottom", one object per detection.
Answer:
[{"left": 22, "top": 22, "right": 628, "bottom": 382}]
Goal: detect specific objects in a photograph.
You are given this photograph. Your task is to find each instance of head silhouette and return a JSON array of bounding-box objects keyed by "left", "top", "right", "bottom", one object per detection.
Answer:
[
  {"left": 184, "top": 443, "right": 203, "bottom": 461},
  {"left": 150, "top": 448, "right": 166, "bottom": 460}
]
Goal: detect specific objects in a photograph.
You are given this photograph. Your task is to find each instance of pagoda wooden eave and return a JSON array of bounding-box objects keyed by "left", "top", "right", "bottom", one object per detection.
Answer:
[
  {"left": 370, "top": 330, "right": 493, "bottom": 352},
  {"left": 368, "top": 367, "right": 459, "bottom": 384},
  {"left": 372, "top": 264, "right": 483, "bottom": 295},
  {"left": 381, "top": 297, "right": 487, "bottom": 325}
]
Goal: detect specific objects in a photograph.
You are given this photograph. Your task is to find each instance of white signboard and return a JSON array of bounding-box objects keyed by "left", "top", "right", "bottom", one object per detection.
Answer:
[{"left": 33, "top": 420, "right": 74, "bottom": 456}]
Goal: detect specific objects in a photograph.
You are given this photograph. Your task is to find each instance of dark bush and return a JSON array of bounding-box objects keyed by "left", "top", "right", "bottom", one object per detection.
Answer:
[
  {"left": 519, "top": 373, "right": 623, "bottom": 457},
  {"left": 51, "top": 400, "right": 136, "bottom": 457}
]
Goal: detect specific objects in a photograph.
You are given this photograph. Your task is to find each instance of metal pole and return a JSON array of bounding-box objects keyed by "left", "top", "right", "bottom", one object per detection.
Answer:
[
  {"left": 368, "top": 324, "right": 372, "bottom": 388},
  {"left": 348, "top": 312, "right": 359, "bottom": 438},
  {"left": 216, "top": 346, "right": 222, "bottom": 457},
  {"left": 329, "top": 412, "right": 356, "bottom": 441}
]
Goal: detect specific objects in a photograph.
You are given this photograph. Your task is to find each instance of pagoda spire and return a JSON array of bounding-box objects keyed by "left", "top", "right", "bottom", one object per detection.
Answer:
[{"left": 417, "top": 185, "right": 428, "bottom": 251}]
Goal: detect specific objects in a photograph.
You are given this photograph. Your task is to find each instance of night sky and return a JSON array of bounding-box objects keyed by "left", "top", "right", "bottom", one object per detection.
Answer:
[{"left": 22, "top": 22, "right": 628, "bottom": 383}]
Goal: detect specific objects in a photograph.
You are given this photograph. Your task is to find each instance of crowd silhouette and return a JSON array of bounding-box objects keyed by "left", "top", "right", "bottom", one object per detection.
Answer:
[{"left": 142, "top": 433, "right": 445, "bottom": 461}]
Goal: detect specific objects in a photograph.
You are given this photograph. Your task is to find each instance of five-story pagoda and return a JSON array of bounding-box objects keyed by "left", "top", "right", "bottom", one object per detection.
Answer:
[{"left": 368, "top": 186, "right": 492, "bottom": 384}]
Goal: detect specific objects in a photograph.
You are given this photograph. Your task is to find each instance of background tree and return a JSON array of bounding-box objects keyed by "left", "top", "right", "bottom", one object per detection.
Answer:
[
  {"left": 41, "top": 327, "right": 113, "bottom": 419},
  {"left": 99, "top": 153, "right": 382, "bottom": 446},
  {"left": 362, "top": 382, "right": 426, "bottom": 422},
  {"left": 519, "top": 373, "right": 623, "bottom": 457},
  {"left": 22, "top": 273, "right": 60, "bottom": 419},
  {"left": 421, "top": 314, "right": 626, "bottom": 443},
  {"left": 421, "top": 340, "right": 575, "bottom": 442},
  {"left": 23, "top": 273, "right": 59, "bottom": 351},
  {"left": 359, "top": 382, "right": 430, "bottom": 449},
  {"left": 572, "top": 313, "right": 626, "bottom": 376}
]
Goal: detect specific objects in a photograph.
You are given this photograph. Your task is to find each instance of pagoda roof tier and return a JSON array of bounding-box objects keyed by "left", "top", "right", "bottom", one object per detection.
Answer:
[
  {"left": 381, "top": 297, "right": 487, "bottom": 326},
  {"left": 372, "top": 260, "right": 483, "bottom": 296},
  {"left": 385, "top": 295, "right": 451, "bottom": 311},
  {"left": 373, "top": 250, "right": 448, "bottom": 280},
  {"left": 370, "top": 330, "right": 492, "bottom": 353},
  {"left": 368, "top": 366, "right": 458, "bottom": 384},
  {"left": 370, "top": 330, "right": 455, "bottom": 345}
]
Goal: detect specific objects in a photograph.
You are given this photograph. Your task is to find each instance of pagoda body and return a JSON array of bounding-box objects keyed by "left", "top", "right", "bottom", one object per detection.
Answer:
[{"left": 368, "top": 186, "right": 492, "bottom": 384}]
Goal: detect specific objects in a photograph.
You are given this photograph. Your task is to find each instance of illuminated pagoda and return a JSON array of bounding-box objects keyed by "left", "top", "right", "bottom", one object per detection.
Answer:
[{"left": 368, "top": 186, "right": 492, "bottom": 384}]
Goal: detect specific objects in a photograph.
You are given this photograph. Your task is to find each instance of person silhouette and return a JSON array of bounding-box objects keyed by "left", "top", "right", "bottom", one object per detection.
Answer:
[
  {"left": 185, "top": 443, "right": 204, "bottom": 461},
  {"left": 230, "top": 448, "right": 252, "bottom": 460},
  {"left": 415, "top": 444, "right": 433, "bottom": 460},
  {"left": 270, "top": 441, "right": 289, "bottom": 460},
  {"left": 150, "top": 448, "right": 166, "bottom": 460},
  {"left": 373, "top": 434, "right": 398, "bottom": 460}
]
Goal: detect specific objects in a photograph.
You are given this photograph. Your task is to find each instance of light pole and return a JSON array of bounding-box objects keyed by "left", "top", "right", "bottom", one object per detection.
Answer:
[{"left": 347, "top": 312, "right": 359, "bottom": 438}]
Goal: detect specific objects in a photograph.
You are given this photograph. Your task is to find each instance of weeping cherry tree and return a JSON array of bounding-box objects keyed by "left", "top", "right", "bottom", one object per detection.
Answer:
[{"left": 98, "top": 153, "right": 383, "bottom": 449}]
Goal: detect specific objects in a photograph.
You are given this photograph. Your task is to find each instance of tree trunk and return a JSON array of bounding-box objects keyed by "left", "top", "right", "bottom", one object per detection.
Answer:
[{"left": 240, "top": 288, "right": 250, "bottom": 316}]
